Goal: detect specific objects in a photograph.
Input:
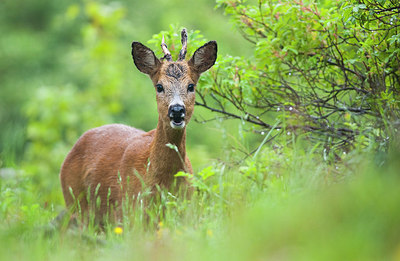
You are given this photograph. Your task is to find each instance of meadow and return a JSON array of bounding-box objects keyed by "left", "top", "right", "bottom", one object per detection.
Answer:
[{"left": 1, "top": 0, "right": 399, "bottom": 260}]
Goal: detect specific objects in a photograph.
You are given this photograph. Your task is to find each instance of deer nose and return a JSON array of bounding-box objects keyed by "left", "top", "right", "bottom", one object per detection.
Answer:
[{"left": 168, "top": 104, "right": 186, "bottom": 122}]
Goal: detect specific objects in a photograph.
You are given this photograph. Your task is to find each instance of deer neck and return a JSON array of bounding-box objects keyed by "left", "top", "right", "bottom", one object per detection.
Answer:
[{"left": 147, "top": 118, "right": 187, "bottom": 187}]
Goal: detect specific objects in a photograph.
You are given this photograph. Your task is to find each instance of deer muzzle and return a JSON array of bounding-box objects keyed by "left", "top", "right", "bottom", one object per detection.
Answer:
[{"left": 168, "top": 104, "right": 186, "bottom": 129}]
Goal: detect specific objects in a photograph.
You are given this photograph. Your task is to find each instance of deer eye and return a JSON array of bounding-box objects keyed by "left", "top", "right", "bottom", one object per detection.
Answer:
[
  {"left": 187, "top": 84, "right": 195, "bottom": 92},
  {"left": 156, "top": 84, "right": 164, "bottom": 93}
]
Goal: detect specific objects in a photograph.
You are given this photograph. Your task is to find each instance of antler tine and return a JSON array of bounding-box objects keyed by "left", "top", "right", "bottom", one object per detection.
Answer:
[
  {"left": 178, "top": 28, "right": 188, "bottom": 61},
  {"left": 161, "top": 35, "right": 173, "bottom": 62}
]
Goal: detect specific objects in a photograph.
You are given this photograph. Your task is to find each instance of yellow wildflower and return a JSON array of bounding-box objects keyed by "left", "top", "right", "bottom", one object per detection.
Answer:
[{"left": 114, "top": 226, "right": 123, "bottom": 235}]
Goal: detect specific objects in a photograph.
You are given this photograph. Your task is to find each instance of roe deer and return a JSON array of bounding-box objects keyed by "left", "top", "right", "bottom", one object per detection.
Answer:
[{"left": 59, "top": 29, "right": 217, "bottom": 222}]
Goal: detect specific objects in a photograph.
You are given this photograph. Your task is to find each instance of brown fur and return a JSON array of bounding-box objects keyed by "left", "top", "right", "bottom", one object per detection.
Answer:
[{"left": 59, "top": 36, "right": 217, "bottom": 222}]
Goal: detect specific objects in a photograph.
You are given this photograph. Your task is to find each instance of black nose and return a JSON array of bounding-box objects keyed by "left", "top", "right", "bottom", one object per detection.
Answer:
[{"left": 168, "top": 104, "right": 186, "bottom": 122}]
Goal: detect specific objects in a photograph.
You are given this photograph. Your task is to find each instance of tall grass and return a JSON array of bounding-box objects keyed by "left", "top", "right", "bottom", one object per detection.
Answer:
[{"left": 1, "top": 141, "right": 399, "bottom": 260}]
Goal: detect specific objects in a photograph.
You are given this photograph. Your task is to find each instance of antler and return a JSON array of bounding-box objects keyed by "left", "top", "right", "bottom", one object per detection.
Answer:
[
  {"left": 160, "top": 29, "right": 187, "bottom": 62},
  {"left": 161, "top": 35, "right": 173, "bottom": 61},
  {"left": 178, "top": 28, "right": 188, "bottom": 61}
]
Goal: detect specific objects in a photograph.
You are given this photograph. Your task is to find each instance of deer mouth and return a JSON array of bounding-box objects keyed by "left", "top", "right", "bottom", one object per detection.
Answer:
[{"left": 169, "top": 114, "right": 185, "bottom": 129}]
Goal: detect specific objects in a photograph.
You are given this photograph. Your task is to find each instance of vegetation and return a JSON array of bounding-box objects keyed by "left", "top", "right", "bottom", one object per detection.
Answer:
[
  {"left": 1, "top": 0, "right": 399, "bottom": 260},
  {"left": 199, "top": 0, "right": 400, "bottom": 157}
]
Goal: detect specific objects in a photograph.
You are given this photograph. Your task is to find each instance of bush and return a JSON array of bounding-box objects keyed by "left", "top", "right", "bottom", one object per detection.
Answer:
[{"left": 194, "top": 0, "right": 400, "bottom": 159}]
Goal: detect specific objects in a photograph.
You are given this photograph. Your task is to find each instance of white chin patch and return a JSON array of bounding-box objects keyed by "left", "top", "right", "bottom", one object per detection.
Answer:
[{"left": 170, "top": 121, "right": 185, "bottom": 129}]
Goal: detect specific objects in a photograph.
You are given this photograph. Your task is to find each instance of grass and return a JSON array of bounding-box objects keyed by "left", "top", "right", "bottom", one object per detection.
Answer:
[{"left": 1, "top": 142, "right": 400, "bottom": 261}]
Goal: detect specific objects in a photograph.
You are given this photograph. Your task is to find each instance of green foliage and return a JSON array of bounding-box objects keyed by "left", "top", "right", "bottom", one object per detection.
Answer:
[
  {"left": 22, "top": 2, "right": 130, "bottom": 195},
  {"left": 0, "top": 171, "right": 54, "bottom": 229},
  {"left": 224, "top": 162, "right": 400, "bottom": 261},
  {"left": 199, "top": 0, "right": 400, "bottom": 158}
]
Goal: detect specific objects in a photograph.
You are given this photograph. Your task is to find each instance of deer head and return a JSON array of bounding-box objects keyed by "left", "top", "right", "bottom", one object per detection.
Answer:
[{"left": 131, "top": 29, "right": 217, "bottom": 130}]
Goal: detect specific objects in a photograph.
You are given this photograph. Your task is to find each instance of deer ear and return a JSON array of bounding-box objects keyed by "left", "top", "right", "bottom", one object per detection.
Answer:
[
  {"left": 188, "top": 41, "right": 217, "bottom": 74},
  {"left": 131, "top": 42, "right": 161, "bottom": 75}
]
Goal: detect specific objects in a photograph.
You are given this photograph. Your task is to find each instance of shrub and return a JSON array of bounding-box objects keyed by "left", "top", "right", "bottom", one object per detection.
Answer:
[{"left": 194, "top": 0, "right": 400, "bottom": 159}]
